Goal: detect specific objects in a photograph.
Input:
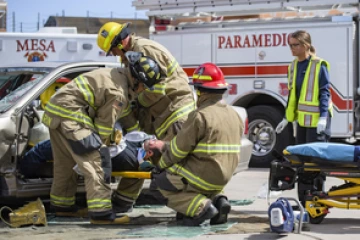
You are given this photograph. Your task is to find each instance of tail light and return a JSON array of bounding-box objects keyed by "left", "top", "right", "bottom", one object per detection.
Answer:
[
  {"left": 244, "top": 117, "right": 249, "bottom": 135},
  {"left": 154, "top": 17, "right": 171, "bottom": 25},
  {"left": 154, "top": 25, "right": 167, "bottom": 31}
]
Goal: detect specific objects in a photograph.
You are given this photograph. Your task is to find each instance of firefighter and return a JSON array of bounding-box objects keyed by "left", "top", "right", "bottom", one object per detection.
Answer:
[
  {"left": 143, "top": 63, "right": 244, "bottom": 226},
  {"left": 42, "top": 68, "right": 131, "bottom": 224},
  {"left": 275, "top": 30, "right": 333, "bottom": 207},
  {"left": 96, "top": 22, "right": 195, "bottom": 139},
  {"left": 275, "top": 30, "right": 332, "bottom": 143},
  {"left": 96, "top": 39, "right": 195, "bottom": 209}
]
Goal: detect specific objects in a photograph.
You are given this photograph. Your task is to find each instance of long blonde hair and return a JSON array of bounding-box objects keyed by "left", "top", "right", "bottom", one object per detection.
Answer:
[{"left": 290, "top": 30, "right": 316, "bottom": 55}]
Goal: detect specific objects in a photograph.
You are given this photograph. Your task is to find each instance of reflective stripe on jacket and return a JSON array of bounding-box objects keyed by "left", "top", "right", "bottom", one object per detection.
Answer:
[
  {"left": 43, "top": 68, "right": 129, "bottom": 143},
  {"left": 129, "top": 35, "right": 195, "bottom": 140},
  {"left": 159, "top": 94, "right": 244, "bottom": 191}
]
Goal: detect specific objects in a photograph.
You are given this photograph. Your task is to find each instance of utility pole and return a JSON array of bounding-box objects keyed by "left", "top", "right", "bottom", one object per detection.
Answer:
[
  {"left": 62, "top": 10, "right": 65, "bottom": 26},
  {"left": 86, "top": 10, "right": 89, "bottom": 33},
  {"left": 12, "top": 12, "right": 15, "bottom": 32},
  {"left": 20, "top": 22, "right": 22, "bottom": 32},
  {"left": 134, "top": 12, "right": 137, "bottom": 34},
  {"left": 37, "top": 13, "right": 40, "bottom": 30},
  {"left": 1, "top": 11, "right": 5, "bottom": 29},
  {"left": 110, "top": 11, "right": 113, "bottom": 20}
]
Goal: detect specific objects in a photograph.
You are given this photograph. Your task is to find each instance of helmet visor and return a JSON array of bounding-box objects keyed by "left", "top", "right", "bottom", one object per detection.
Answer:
[{"left": 106, "top": 24, "right": 130, "bottom": 56}]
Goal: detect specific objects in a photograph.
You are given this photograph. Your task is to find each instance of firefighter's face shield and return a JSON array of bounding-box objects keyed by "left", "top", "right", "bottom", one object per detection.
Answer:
[{"left": 107, "top": 25, "right": 130, "bottom": 56}]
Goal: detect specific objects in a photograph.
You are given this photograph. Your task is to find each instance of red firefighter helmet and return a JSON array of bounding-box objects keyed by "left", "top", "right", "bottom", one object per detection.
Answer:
[{"left": 191, "top": 62, "right": 229, "bottom": 90}]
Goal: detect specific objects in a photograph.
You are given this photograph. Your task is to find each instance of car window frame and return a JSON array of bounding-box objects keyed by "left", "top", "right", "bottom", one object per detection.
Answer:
[{"left": 13, "top": 66, "right": 102, "bottom": 115}]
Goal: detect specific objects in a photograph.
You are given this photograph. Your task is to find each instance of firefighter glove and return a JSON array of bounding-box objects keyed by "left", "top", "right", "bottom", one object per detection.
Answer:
[
  {"left": 151, "top": 165, "right": 164, "bottom": 178},
  {"left": 99, "top": 146, "right": 112, "bottom": 184},
  {"left": 112, "top": 129, "right": 123, "bottom": 145},
  {"left": 316, "top": 117, "right": 327, "bottom": 134},
  {"left": 275, "top": 118, "right": 288, "bottom": 134}
]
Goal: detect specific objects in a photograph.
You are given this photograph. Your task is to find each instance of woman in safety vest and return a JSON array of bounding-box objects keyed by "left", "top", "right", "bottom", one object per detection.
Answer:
[
  {"left": 275, "top": 30, "right": 333, "bottom": 207},
  {"left": 275, "top": 30, "right": 332, "bottom": 144}
]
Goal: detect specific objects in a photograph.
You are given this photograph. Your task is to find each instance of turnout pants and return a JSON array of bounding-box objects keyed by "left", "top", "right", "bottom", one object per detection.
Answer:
[
  {"left": 49, "top": 126, "right": 113, "bottom": 220},
  {"left": 153, "top": 171, "right": 221, "bottom": 217}
]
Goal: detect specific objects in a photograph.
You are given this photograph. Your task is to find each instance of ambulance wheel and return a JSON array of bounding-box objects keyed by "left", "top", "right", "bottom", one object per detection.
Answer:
[
  {"left": 248, "top": 105, "right": 294, "bottom": 168},
  {"left": 309, "top": 214, "right": 326, "bottom": 224}
]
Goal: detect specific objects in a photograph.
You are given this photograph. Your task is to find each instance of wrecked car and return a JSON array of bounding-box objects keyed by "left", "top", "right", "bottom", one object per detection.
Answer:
[{"left": 0, "top": 61, "right": 252, "bottom": 203}]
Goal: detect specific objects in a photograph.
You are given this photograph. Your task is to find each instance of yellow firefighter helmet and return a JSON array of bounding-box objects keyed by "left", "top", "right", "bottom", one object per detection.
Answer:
[
  {"left": 97, "top": 22, "right": 130, "bottom": 55},
  {"left": 39, "top": 77, "right": 71, "bottom": 109}
]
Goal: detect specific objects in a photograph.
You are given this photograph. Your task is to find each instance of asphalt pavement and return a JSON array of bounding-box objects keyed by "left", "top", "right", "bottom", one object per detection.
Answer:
[{"left": 0, "top": 168, "right": 359, "bottom": 240}]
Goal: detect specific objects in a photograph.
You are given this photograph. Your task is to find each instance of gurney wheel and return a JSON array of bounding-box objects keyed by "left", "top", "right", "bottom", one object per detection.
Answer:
[
  {"left": 309, "top": 214, "right": 326, "bottom": 224},
  {"left": 297, "top": 172, "right": 325, "bottom": 206}
]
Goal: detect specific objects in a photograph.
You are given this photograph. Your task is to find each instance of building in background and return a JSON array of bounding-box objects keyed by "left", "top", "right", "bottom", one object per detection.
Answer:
[
  {"left": 0, "top": 0, "right": 6, "bottom": 32},
  {"left": 44, "top": 16, "right": 150, "bottom": 38}
]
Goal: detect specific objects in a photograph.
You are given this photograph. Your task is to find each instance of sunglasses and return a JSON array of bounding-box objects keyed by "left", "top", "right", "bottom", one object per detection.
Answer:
[{"left": 289, "top": 43, "right": 301, "bottom": 48}]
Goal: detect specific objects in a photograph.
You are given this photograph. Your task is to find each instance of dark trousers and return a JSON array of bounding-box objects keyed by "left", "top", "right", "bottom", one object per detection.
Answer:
[
  {"left": 296, "top": 115, "right": 331, "bottom": 206},
  {"left": 111, "top": 141, "right": 139, "bottom": 171},
  {"left": 296, "top": 115, "right": 331, "bottom": 144},
  {"left": 20, "top": 140, "right": 53, "bottom": 178}
]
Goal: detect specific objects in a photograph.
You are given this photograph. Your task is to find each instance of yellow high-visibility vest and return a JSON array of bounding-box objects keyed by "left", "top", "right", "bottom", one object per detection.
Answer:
[{"left": 285, "top": 57, "right": 333, "bottom": 127}]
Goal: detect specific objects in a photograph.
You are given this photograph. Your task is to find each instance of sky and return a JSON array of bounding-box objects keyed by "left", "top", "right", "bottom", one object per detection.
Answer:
[{"left": 5, "top": 0, "right": 147, "bottom": 32}]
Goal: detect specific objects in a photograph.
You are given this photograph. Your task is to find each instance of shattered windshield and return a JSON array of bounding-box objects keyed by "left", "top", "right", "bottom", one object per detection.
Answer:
[{"left": 0, "top": 68, "right": 51, "bottom": 113}]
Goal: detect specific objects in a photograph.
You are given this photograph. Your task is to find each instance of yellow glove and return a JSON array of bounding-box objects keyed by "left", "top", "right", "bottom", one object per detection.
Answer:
[
  {"left": 105, "top": 129, "right": 123, "bottom": 146},
  {"left": 113, "top": 129, "right": 123, "bottom": 145}
]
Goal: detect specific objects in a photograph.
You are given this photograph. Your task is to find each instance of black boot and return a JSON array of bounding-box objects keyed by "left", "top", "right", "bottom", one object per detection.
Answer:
[
  {"left": 210, "top": 196, "right": 231, "bottom": 225},
  {"left": 112, "top": 201, "right": 133, "bottom": 214},
  {"left": 176, "top": 212, "right": 185, "bottom": 221},
  {"left": 52, "top": 205, "right": 89, "bottom": 218},
  {"left": 111, "top": 193, "right": 134, "bottom": 214},
  {"left": 181, "top": 202, "right": 218, "bottom": 226}
]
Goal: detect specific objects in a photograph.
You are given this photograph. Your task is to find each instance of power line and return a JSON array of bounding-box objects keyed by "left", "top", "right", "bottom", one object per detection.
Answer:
[{"left": 7, "top": 10, "right": 148, "bottom": 32}]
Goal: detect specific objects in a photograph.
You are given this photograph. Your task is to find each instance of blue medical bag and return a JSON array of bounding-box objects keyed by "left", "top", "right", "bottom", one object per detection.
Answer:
[{"left": 268, "top": 197, "right": 294, "bottom": 233}]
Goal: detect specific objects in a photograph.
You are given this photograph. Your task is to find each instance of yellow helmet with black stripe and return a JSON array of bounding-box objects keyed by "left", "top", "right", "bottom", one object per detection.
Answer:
[{"left": 97, "top": 22, "right": 130, "bottom": 55}]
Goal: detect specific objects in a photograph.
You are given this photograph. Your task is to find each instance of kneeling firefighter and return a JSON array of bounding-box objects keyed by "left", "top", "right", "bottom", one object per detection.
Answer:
[
  {"left": 42, "top": 68, "right": 130, "bottom": 224},
  {"left": 145, "top": 63, "right": 244, "bottom": 226}
]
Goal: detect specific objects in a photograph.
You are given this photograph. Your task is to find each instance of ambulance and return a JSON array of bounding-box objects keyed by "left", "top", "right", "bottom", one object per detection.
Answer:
[
  {"left": 0, "top": 27, "right": 118, "bottom": 63},
  {"left": 133, "top": 0, "right": 360, "bottom": 167}
]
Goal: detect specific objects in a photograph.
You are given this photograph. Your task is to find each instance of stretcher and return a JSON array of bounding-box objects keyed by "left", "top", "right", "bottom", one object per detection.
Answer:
[
  {"left": 269, "top": 142, "right": 360, "bottom": 224},
  {"left": 111, "top": 171, "right": 151, "bottom": 179}
]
